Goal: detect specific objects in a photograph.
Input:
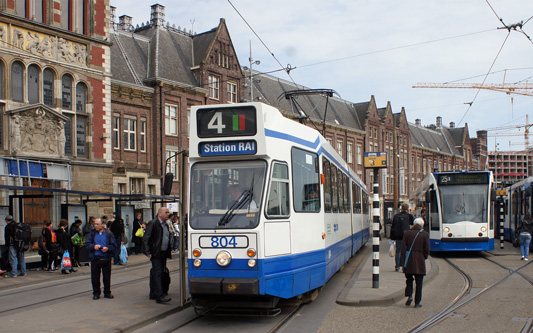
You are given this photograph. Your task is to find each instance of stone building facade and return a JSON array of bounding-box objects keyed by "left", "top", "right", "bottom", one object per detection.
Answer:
[{"left": 0, "top": 0, "right": 112, "bottom": 226}]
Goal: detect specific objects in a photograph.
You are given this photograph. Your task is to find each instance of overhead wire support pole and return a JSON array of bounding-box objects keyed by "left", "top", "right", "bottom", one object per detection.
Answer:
[{"left": 372, "top": 168, "right": 380, "bottom": 288}]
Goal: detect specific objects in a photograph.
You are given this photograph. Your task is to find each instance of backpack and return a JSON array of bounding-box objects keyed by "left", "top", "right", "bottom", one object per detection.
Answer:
[
  {"left": 14, "top": 222, "right": 32, "bottom": 252},
  {"left": 393, "top": 213, "right": 411, "bottom": 240}
]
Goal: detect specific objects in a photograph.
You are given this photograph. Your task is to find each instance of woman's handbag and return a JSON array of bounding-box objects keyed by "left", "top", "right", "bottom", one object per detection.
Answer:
[
  {"left": 513, "top": 236, "right": 520, "bottom": 248},
  {"left": 61, "top": 251, "right": 72, "bottom": 270},
  {"left": 135, "top": 227, "right": 144, "bottom": 238},
  {"left": 388, "top": 241, "right": 396, "bottom": 257}
]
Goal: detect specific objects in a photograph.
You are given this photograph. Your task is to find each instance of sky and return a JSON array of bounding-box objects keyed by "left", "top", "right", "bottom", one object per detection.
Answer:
[{"left": 110, "top": 0, "right": 533, "bottom": 151}]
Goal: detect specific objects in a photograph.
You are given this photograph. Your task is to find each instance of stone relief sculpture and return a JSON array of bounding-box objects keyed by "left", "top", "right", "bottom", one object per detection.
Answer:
[
  {"left": 74, "top": 44, "right": 87, "bottom": 65},
  {"left": 10, "top": 108, "right": 68, "bottom": 158},
  {"left": 26, "top": 31, "right": 41, "bottom": 54},
  {"left": 13, "top": 28, "right": 24, "bottom": 49},
  {"left": 11, "top": 115, "right": 21, "bottom": 154},
  {"left": 0, "top": 26, "right": 5, "bottom": 45},
  {"left": 58, "top": 38, "right": 76, "bottom": 63}
]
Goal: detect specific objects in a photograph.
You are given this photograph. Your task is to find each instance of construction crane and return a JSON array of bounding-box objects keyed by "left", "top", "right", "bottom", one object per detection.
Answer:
[
  {"left": 485, "top": 115, "right": 533, "bottom": 149},
  {"left": 412, "top": 82, "right": 533, "bottom": 97}
]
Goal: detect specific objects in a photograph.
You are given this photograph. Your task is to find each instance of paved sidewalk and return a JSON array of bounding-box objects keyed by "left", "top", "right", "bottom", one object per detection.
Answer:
[{"left": 337, "top": 238, "right": 437, "bottom": 306}]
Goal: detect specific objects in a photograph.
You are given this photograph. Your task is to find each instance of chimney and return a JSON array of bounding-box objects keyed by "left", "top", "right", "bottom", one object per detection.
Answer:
[
  {"left": 110, "top": 6, "right": 116, "bottom": 25},
  {"left": 415, "top": 119, "right": 421, "bottom": 126},
  {"left": 118, "top": 15, "right": 132, "bottom": 31},
  {"left": 436, "top": 116, "right": 442, "bottom": 128},
  {"left": 151, "top": 4, "right": 166, "bottom": 28},
  {"left": 450, "top": 122, "right": 455, "bottom": 128}
]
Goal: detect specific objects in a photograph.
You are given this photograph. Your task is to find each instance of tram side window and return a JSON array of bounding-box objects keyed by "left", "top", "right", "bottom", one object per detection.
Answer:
[
  {"left": 352, "top": 182, "right": 361, "bottom": 214},
  {"left": 291, "top": 148, "right": 320, "bottom": 212},
  {"left": 323, "top": 159, "right": 332, "bottom": 212},
  {"left": 343, "top": 174, "right": 350, "bottom": 212},
  {"left": 266, "top": 163, "right": 290, "bottom": 218},
  {"left": 429, "top": 190, "right": 439, "bottom": 230},
  {"left": 331, "top": 165, "right": 339, "bottom": 212},
  {"left": 362, "top": 192, "right": 369, "bottom": 214},
  {"left": 337, "top": 169, "right": 345, "bottom": 213}
]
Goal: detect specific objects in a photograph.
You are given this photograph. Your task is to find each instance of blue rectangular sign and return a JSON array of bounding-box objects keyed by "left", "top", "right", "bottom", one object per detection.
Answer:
[{"left": 199, "top": 140, "right": 257, "bottom": 156}]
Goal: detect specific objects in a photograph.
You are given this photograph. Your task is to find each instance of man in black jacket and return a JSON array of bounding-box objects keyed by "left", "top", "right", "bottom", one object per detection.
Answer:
[
  {"left": 143, "top": 207, "right": 172, "bottom": 304},
  {"left": 391, "top": 203, "right": 414, "bottom": 271},
  {"left": 4, "top": 215, "right": 27, "bottom": 278}
]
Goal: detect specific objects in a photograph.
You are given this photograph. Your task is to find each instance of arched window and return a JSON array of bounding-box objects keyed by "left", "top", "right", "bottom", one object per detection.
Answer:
[
  {"left": 62, "top": 74, "right": 72, "bottom": 110},
  {"left": 75, "top": 82, "right": 86, "bottom": 113},
  {"left": 11, "top": 61, "right": 24, "bottom": 102},
  {"left": 28, "top": 64, "right": 40, "bottom": 104},
  {"left": 0, "top": 62, "right": 4, "bottom": 99},
  {"left": 43, "top": 68, "right": 54, "bottom": 107}
]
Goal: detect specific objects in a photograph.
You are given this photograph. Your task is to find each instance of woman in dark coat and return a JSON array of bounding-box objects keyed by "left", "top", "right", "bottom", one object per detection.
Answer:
[
  {"left": 400, "top": 217, "right": 430, "bottom": 308},
  {"left": 69, "top": 220, "right": 83, "bottom": 267},
  {"left": 42, "top": 219, "right": 59, "bottom": 271},
  {"left": 131, "top": 213, "right": 144, "bottom": 255},
  {"left": 56, "top": 219, "right": 76, "bottom": 274}
]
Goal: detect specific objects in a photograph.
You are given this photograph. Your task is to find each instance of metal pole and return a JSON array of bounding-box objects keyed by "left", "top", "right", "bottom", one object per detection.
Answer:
[
  {"left": 179, "top": 151, "right": 187, "bottom": 307},
  {"left": 372, "top": 168, "right": 380, "bottom": 288},
  {"left": 498, "top": 197, "right": 504, "bottom": 249}
]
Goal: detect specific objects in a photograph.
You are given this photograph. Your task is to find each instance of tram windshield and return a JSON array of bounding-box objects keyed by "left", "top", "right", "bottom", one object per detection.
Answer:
[
  {"left": 189, "top": 160, "right": 266, "bottom": 229},
  {"left": 439, "top": 184, "right": 488, "bottom": 223}
]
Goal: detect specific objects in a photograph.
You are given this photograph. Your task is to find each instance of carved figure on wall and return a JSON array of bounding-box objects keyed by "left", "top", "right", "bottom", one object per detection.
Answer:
[
  {"left": 11, "top": 115, "right": 22, "bottom": 154},
  {"left": 44, "top": 120, "right": 56, "bottom": 154},
  {"left": 58, "top": 38, "right": 75, "bottom": 63},
  {"left": 74, "top": 44, "right": 87, "bottom": 65},
  {"left": 13, "top": 28, "right": 24, "bottom": 49},
  {"left": 21, "top": 117, "right": 34, "bottom": 151},
  {"left": 26, "top": 32, "right": 41, "bottom": 54},
  {"left": 57, "top": 120, "right": 66, "bottom": 158},
  {"left": 0, "top": 26, "right": 5, "bottom": 45},
  {"left": 32, "top": 117, "right": 46, "bottom": 152},
  {"left": 37, "top": 36, "right": 53, "bottom": 57}
]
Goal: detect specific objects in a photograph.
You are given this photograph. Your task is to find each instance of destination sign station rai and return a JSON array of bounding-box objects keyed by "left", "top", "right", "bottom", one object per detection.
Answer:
[{"left": 195, "top": 106, "right": 258, "bottom": 157}]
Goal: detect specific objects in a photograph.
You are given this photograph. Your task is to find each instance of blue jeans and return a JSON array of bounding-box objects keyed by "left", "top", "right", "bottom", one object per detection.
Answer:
[
  {"left": 9, "top": 245, "right": 26, "bottom": 277},
  {"left": 519, "top": 233, "right": 532, "bottom": 259},
  {"left": 395, "top": 239, "right": 403, "bottom": 269}
]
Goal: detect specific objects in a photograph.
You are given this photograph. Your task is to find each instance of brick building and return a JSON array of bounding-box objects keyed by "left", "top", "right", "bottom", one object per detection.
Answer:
[
  {"left": 0, "top": 0, "right": 112, "bottom": 226},
  {"left": 110, "top": 4, "right": 244, "bottom": 211}
]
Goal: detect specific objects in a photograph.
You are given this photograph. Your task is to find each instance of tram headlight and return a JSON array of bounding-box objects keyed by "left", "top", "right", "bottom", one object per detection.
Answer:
[
  {"left": 193, "top": 259, "right": 202, "bottom": 267},
  {"left": 480, "top": 226, "right": 487, "bottom": 232},
  {"left": 193, "top": 248, "right": 202, "bottom": 257},
  {"left": 216, "top": 250, "right": 232, "bottom": 267},
  {"left": 248, "top": 259, "right": 257, "bottom": 268},
  {"left": 444, "top": 227, "right": 450, "bottom": 233}
]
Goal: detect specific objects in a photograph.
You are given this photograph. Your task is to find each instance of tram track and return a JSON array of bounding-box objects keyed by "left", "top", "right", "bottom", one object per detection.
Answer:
[
  {"left": 409, "top": 257, "right": 533, "bottom": 333},
  {"left": 0, "top": 265, "right": 181, "bottom": 317}
]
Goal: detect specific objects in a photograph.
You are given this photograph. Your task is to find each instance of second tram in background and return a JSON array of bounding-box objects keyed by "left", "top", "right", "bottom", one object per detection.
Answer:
[
  {"left": 502, "top": 177, "right": 533, "bottom": 250},
  {"left": 413, "top": 171, "right": 495, "bottom": 251}
]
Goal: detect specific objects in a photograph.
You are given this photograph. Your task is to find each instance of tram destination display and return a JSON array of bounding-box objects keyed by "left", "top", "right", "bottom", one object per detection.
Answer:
[
  {"left": 437, "top": 172, "right": 489, "bottom": 186},
  {"left": 197, "top": 106, "right": 257, "bottom": 138}
]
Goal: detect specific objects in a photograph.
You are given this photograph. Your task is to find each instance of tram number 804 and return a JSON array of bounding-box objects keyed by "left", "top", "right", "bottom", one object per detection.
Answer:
[{"left": 199, "top": 236, "right": 249, "bottom": 248}]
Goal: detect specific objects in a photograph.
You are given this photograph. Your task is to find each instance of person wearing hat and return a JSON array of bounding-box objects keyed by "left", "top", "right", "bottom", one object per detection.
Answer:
[{"left": 4, "top": 215, "right": 26, "bottom": 278}]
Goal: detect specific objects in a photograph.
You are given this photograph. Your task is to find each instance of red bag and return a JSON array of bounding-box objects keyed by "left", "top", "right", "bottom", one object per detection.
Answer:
[{"left": 61, "top": 251, "right": 72, "bottom": 269}]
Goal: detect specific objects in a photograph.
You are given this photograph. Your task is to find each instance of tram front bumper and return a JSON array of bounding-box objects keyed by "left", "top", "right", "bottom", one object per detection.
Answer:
[
  {"left": 190, "top": 277, "right": 259, "bottom": 295},
  {"left": 440, "top": 237, "right": 489, "bottom": 242}
]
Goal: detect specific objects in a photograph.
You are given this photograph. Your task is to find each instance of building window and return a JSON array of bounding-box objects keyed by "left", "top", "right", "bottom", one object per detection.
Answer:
[
  {"left": 62, "top": 74, "right": 72, "bottom": 110},
  {"left": 0, "top": 62, "right": 3, "bottom": 99},
  {"left": 337, "top": 140, "right": 343, "bottom": 157},
  {"left": 166, "top": 150, "right": 179, "bottom": 179},
  {"left": 123, "top": 118, "right": 136, "bottom": 151},
  {"left": 76, "top": 116, "right": 87, "bottom": 156},
  {"left": 75, "top": 0, "right": 87, "bottom": 34},
  {"left": 347, "top": 142, "right": 353, "bottom": 164},
  {"left": 227, "top": 81, "right": 237, "bottom": 103},
  {"left": 130, "top": 178, "right": 145, "bottom": 194},
  {"left": 208, "top": 75, "right": 219, "bottom": 100},
  {"left": 76, "top": 82, "right": 86, "bottom": 113},
  {"left": 43, "top": 68, "right": 54, "bottom": 107},
  {"left": 140, "top": 119, "right": 146, "bottom": 152},
  {"left": 61, "top": 0, "right": 71, "bottom": 30},
  {"left": 27, "top": 64, "right": 39, "bottom": 104},
  {"left": 16, "top": 0, "right": 26, "bottom": 18},
  {"left": 148, "top": 184, "right": 156, "bottom": 195},
  {"left": 165, "top": 104, "right": 178, "bottom": 135},
  {"left": 112, "top": 116, "right": 120, "bottom": 149},
  {"left": 357, "top": 145, "right": 362, "bottom": 164},
  {"left": 11, "top": 61, "right": 24, "bottom": 102},
  {"left": 118, "top": 183, "right": 126, "bottom": 194}
]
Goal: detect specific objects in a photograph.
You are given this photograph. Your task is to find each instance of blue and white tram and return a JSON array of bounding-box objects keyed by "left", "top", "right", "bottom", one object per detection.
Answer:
[
  {"left": 413, "top": 171, "right": 495, "bottom": 251},
  {"left": 503, "top": 177, "right": 533, "bottom": 249},
  {"left": 187, "top": 102, "right": 370, "bottom": 308}
]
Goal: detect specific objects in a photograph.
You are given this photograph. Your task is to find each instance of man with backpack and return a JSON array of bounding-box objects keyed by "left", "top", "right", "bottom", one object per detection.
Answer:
[
  {"left": 390, "top": 203, "right": 414, "bottom": 272},
  {"left": 4, "top": 215, "right": 30, "bottom": 278}
]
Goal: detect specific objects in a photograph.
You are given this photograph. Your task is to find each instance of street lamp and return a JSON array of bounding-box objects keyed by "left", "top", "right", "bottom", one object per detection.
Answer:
[
  {"left": 163, "top": 149, "right": 189, "bottom": 196},
  {"left": 243, "top": 41, "right": 260, "bottom": 101}
]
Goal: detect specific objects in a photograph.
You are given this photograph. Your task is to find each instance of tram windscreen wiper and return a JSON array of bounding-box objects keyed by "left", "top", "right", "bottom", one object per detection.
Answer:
[{"left": 218, "top": 189, "right": 252, "bottom": 227}]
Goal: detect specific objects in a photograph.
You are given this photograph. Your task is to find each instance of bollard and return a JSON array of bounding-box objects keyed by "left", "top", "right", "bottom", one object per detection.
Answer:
[
  {"left": 499, "top": 198, "right": 504, "bottom": 249},
  {"left": 372, "top": 168, "right": 380, "bottom": 288}
]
